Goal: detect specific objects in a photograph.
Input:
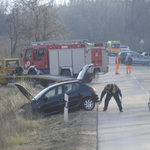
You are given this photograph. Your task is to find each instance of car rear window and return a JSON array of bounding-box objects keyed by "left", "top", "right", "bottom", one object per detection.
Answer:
[{"left": 64, "top": 83, "right": 79, "bottom": 93}]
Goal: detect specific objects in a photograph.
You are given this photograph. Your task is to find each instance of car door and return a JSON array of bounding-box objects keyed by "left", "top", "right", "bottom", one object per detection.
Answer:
[
  {"left": 36, "top": 85, "right": 64, "bottom": 114},
  {"left": 64, "top": 82, "right": 82, "bottom": 109},
  {"left": 131, "top": 53, "right": 140, "bottom": 64}
]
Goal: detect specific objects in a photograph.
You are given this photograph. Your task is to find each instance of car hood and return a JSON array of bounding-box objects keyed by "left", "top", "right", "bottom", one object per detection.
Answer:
[
  {"left": 15, "top": 83, "right": 35, "bottom": 102},
  {"left": 77, "top": 64, "right": 93, "bottom": 81}
]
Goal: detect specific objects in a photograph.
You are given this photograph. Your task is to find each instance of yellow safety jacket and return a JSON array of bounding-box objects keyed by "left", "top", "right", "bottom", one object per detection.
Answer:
[{"left": 105, "top": 84, "right": 116, "bottom": 94}]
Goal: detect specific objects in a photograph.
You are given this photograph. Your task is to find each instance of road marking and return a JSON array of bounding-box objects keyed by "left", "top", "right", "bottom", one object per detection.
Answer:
[
  {"left": 123, "top": 65, "right": 149, "bottom": 95},
  {"left": 131, "top": 74, "right": 149, "bottom": 95}
]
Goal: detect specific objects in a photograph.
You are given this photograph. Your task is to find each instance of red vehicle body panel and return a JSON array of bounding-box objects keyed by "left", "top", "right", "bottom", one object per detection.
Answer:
[{"left": 91, "top": 49, "right": 102, "bottom": 67}]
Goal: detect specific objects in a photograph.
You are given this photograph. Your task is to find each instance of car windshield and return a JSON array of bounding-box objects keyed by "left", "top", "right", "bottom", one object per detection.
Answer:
[{"left": 111, "top": 44, "right": 120, "bottom": 48}]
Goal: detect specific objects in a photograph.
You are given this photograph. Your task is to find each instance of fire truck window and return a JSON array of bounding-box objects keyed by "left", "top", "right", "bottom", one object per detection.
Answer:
[
  {"left": 25, "top": 49, "right": 32, "bottom": 59},
  {"left": 0, "top": 61, "right": 2, "bottom": 70},
  {"left": 33, "top": 50, "right": 37, "bottom": 59},
  {"left": 38, "top": 48, "right": 45, "bottom": 59}
]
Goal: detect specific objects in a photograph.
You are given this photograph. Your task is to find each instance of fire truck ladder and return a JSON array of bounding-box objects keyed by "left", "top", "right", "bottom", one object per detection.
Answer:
[{"left": 31, "top": 39, "right": 88, "bottom": 45}]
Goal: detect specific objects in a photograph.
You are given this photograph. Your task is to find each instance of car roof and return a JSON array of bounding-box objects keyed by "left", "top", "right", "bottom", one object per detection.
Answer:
[
  {"left": 120, "top": 45, "right": 129, "bottom": 47},
  {"left": 47, "top": 80, "right": 80, "bottom": 88},
  {"left": 120, "top": 51, "right": 136, "bottom": 53}
]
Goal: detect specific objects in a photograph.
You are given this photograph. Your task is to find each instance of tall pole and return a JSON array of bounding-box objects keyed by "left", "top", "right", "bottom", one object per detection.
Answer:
[{"left": 141, "top": 43, "right": 142, "bottom": 52}]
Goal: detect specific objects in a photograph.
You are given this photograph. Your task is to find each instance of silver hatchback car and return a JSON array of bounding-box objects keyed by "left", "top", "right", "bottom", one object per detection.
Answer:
[{"left": 125, "top": 52, "right": 150, "bottom": 66}]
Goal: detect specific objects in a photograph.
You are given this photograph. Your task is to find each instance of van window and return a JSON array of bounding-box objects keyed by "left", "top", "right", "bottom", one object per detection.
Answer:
[
  {"left": 38, "top": 48, "right": 45, "bottom": 59},
  {"left": 6, "top": 60, "right": 19, "bottom": 67},
  {"left": 25, "top": 49, "right": 32, "bottom": 60}
]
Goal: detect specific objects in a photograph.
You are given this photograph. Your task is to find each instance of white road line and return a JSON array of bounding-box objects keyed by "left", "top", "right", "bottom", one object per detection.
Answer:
[{"left": 123, "top": 65, "right": 149, "bottom": 95}]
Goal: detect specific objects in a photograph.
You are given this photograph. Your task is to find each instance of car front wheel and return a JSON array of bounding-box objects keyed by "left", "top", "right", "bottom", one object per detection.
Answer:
[{"left": 82, "top": 98, "right": 95, "bottom": 110}]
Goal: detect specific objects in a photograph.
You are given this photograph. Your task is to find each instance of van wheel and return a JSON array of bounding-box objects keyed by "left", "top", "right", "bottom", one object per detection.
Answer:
[
  {"left": 61, "top": 70, "right": 71, "bottom": 76},
  {"left": 82, "top": 98, "right": 95, "bottom": 110},
  {"left": 148, "top": 62, "right": 150, "bottom": 66}
]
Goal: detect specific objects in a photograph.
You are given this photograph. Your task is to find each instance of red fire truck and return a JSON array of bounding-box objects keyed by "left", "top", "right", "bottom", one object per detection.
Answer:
[{"left": 23, "top": 39, "right": 108, "bottom": 84}]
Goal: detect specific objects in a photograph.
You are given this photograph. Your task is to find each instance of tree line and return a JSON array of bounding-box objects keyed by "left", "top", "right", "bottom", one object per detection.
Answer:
[
  {"left": 59, "top": 0, "right": 150, "bottom": 52},
  {"left": 0, "top": 0, "right": 150, "bottom": 58}
]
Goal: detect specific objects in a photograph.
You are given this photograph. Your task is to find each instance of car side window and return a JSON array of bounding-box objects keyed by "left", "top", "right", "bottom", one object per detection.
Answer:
[
  {"left": 58, "top": 86, "right": 63, "bottom": 95},
  {"left": 139, "top": 55, "right": 145, "bottom": 59},
  {"left": 64, "top": 83, "right": 79, "bottom": 93},
  {"left": 131, "top": 53, "right": 138, "bottom": 58},
  {"left": 45, "top": 86, "right": 63, "bottom": 98},
  {"left": 45, "top": 87, "right": 56, "bottom": 98}
]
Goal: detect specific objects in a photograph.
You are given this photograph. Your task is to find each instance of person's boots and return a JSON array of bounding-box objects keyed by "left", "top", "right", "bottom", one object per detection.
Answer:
[{"left": 103, "top": 108, "right": 107, "bottom": 111}]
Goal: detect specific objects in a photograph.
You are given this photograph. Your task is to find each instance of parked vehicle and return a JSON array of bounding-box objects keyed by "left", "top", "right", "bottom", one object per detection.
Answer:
[
  {"left": 23, "top": 39, "right": 108, "bottom": 84},
  {"left": 15, "top": 64, "right": 99, "bottom": 117},
  {"left": 120, "top": 45, "right": 130, "bottom": 51},
  {"left": 0, "top": 58, "right": 73, "bottom": 87},
  {"left": 119, "top": 51, "right": 132, "bottom": 64},
  {"left": 125, "top": 52, "right": 150, "bottom": 66},
  {"left": 107, "top": 41, "right": 121, "bottom": 55}
]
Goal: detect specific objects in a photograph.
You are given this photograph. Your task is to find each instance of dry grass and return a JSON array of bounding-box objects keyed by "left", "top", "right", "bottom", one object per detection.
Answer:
[
  {"left": 0, "top": 82, "right": 39, "bottom": 149},
  {"left": 0, "top": 82, "right": 97, "bottom": 150}
]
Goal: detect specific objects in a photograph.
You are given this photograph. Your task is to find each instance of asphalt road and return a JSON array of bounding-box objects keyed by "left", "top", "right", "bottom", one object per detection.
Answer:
[{"left": 92, "top": 56, "right": 150, "bottom": 150}]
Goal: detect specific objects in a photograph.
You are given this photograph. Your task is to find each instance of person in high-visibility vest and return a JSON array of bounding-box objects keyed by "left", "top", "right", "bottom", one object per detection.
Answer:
[
  {"left": 115, "top": 54, "right": 121, "bottom": 74},
  {"left": 99, "top": 84, "right": 123, "bottom": 112}
]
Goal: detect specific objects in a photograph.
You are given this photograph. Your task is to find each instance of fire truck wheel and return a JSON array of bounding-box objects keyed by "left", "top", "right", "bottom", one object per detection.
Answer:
[
  {"left": 29, "top": 70, "right": 37, "bottom": 75},
  {"left": 82, "top": 98, "right": 95, "bottom": 110},
  {"left": 40, "top": 80, "right": 49, "bottom": 88},
  {"left": 61, "top": 70, "right": 71, "bottom": 76},
  {"left": 16, "top": 67, "right": 23, "bottom": 75}
]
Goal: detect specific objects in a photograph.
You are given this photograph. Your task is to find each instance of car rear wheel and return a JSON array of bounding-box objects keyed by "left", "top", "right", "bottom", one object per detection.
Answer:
[
  {"left": 82, "top": 98, "right": 95, "bottom": 110},
  {"left": 148, "top": 61, "right": 150, "bottom": 66}
]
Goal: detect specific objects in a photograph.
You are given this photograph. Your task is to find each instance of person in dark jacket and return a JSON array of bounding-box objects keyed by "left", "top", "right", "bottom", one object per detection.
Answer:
[
  {"left": 99, "top": 84, "right": 123, "bottom": 112},
  {"left": 126, "top": 55, "right": 133, "bottom": 74}
]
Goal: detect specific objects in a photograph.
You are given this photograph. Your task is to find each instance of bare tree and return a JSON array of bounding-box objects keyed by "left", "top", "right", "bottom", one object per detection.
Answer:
[{"left": 6, "top": 0, "right": 69, "bottom": 57}]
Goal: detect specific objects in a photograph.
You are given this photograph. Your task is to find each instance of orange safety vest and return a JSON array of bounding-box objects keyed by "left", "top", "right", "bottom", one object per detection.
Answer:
[
  {"left": 105, "top": 84, "right": 116, "bottom": 94},
  {"left": 116, "top": 56, "right": 120, "bottom": 64}
]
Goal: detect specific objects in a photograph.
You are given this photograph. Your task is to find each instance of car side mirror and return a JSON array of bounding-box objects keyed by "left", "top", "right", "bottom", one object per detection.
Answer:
[{"left": 44, "top": 96, "right": 48, "bottom": 102}]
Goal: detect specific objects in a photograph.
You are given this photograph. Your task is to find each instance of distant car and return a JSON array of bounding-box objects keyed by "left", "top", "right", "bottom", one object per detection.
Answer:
[
  {"left": 120, "top": 45, "right": 130, "bottom": 51},
  {"left": 15, "top": 64, "right": 99, "bottom": 117},
  {"left": 125, "top": 53, "right": 150, "bottom": 66},
  {"left": 119, "top": 51, "right": 133, "bottom": 64}
]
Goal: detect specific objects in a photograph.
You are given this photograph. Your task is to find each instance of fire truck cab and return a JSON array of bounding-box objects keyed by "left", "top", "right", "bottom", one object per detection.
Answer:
[{"left": 23, "top": 40, "right": 108, "bottom": 83}]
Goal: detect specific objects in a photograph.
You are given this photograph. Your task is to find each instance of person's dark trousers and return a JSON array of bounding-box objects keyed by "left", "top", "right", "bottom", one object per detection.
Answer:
[
  {"left": 104, "top": 94, "right": 112, "bottom": 110},
  {"left": 113, "top": 93, "right": 123, "bottom": 111},
  {"left": 104, "top": 93, "right": 123, "bottom": 110}
]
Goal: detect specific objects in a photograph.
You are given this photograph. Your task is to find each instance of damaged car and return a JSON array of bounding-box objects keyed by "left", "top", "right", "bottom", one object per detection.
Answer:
[{"left": 15, "top": 64, "right": 99, "bottom": 117}]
